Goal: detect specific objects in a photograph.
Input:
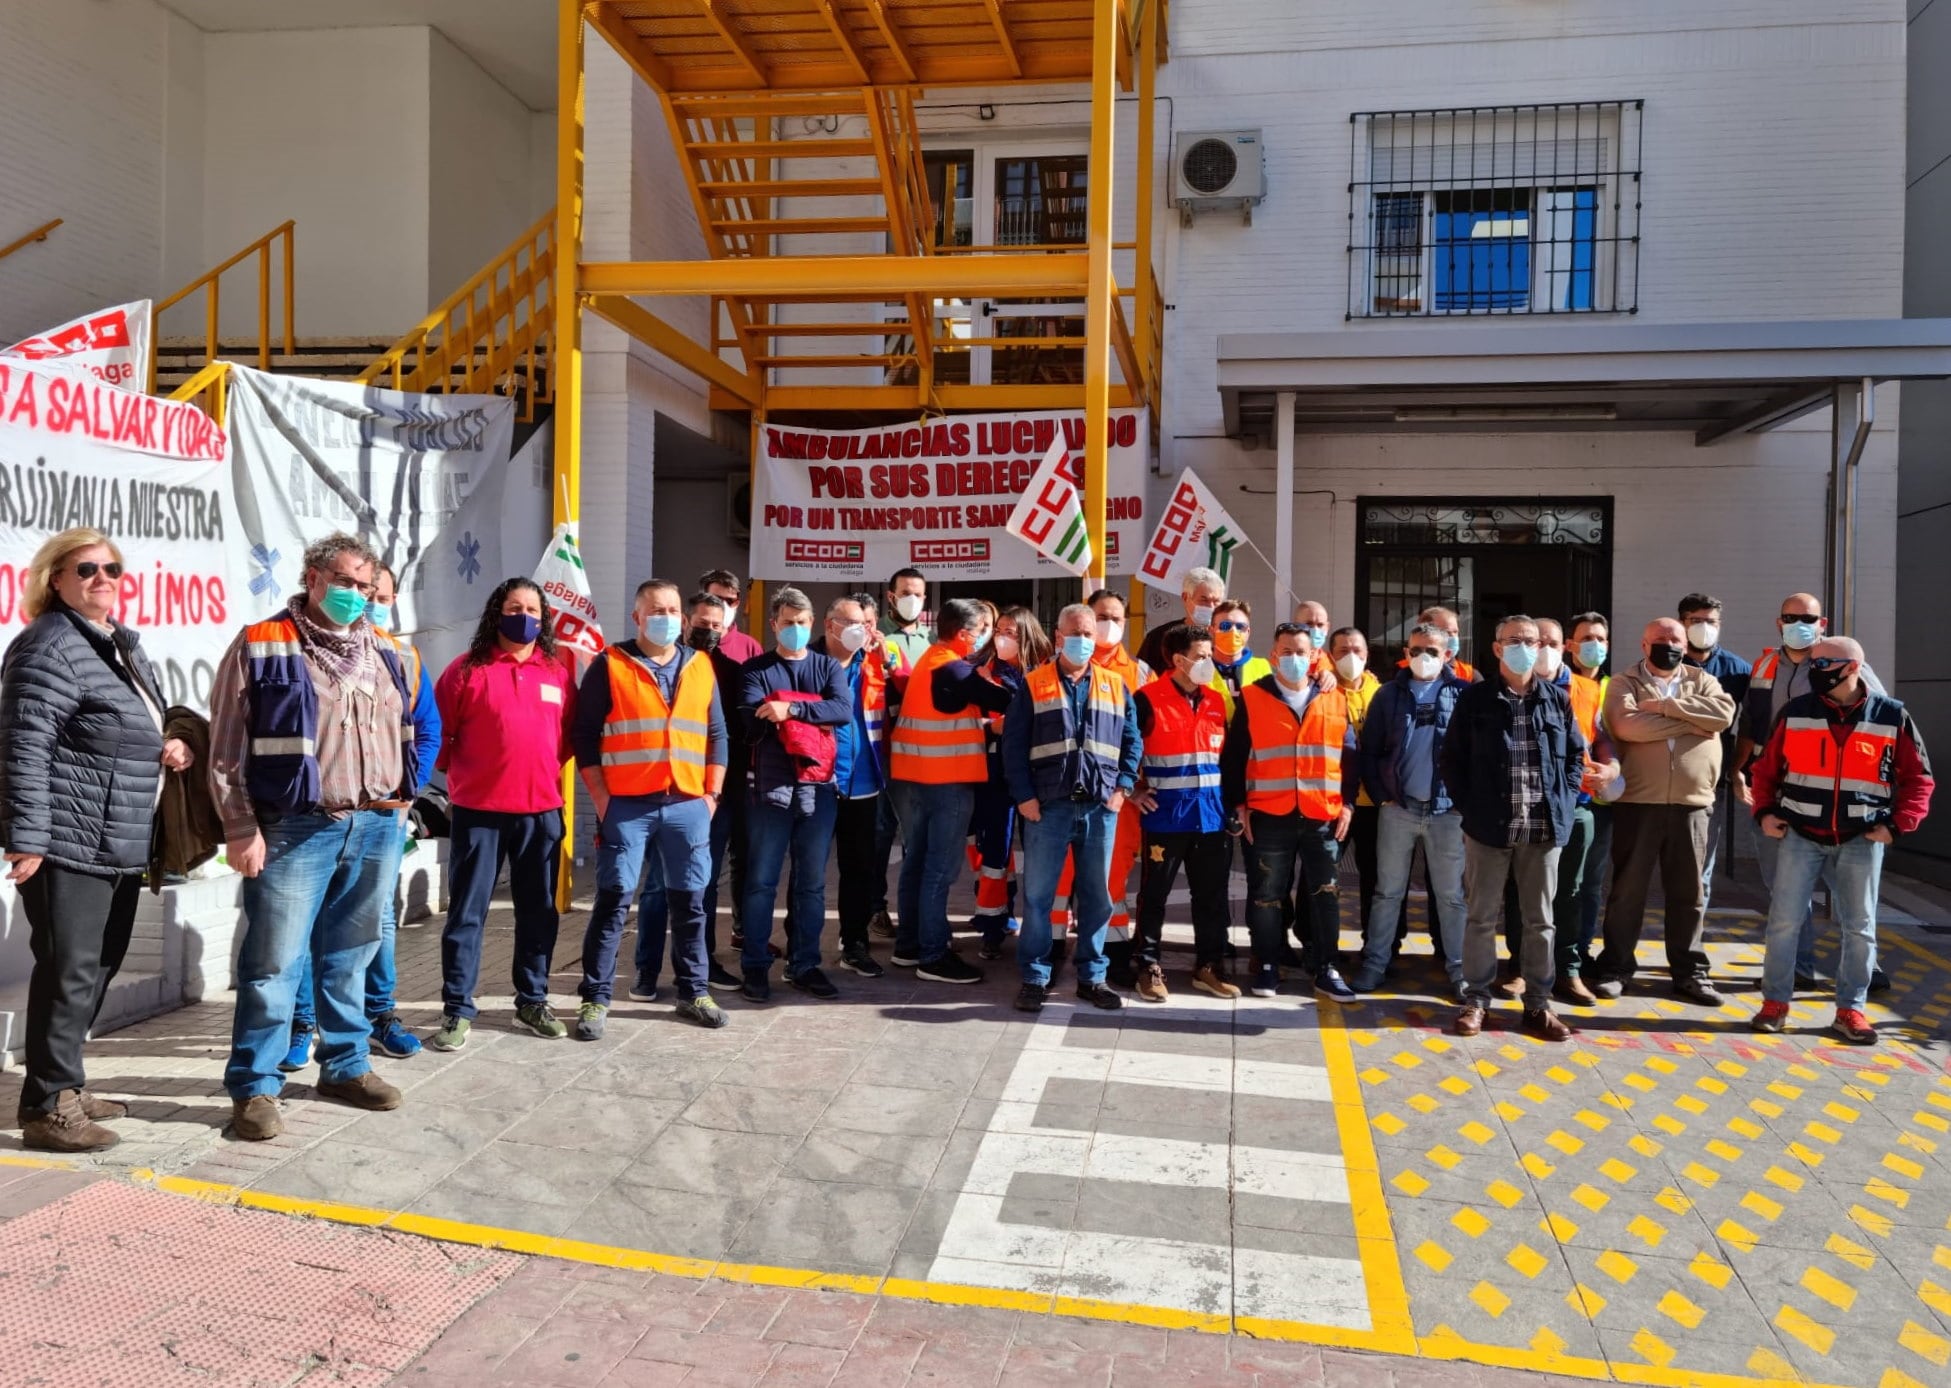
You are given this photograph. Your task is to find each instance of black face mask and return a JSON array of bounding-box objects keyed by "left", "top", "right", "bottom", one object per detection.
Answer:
[
  {"left": 1647, "top": 644, "right": 1684, "bottom": 673},
  {"left": 687, "top": 626, "right": 721, "bottom": 653},
  {"left": 1810, "top": 662, "right": 1854, "bottom": 696}
]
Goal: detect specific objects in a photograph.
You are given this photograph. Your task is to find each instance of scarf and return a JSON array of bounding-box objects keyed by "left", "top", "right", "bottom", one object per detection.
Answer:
[{"left": 287, "top": 593, "right": 376, "bottom": 686}]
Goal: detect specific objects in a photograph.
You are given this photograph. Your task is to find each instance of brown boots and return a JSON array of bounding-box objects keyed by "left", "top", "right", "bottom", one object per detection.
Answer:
[{"left": 21, "top": 1089, "right": 120, "bottom": 1153}]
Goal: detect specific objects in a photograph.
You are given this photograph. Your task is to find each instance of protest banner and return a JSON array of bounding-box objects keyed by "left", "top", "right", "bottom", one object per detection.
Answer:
[
  {"left": 0, "top": 359, "right": 233, "bottom": 707},
  {"left": 1136, "top": 468, "right": 1250, "bottom": 594},
  {"left": 753, "top": 408, "right": 1147, "bottom": 581},
  {"left": 2, "top": 300, "right": 153, "bottom": 391},
  {"left": 224, "top": 364, "right": 520, "bottom": 654},
  {"left": 1004, "top": 438, "right": 1093, "bottom": 578}
]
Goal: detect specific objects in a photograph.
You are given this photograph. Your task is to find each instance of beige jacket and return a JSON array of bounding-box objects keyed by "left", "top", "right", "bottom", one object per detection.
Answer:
[{"left": 1602, "top": 662, "right": 1737, "bottom": 807}]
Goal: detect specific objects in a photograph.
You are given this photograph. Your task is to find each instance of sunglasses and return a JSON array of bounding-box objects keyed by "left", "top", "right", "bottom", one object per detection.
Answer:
[
  {"left": 68, "top": 561, "right": 123, "bottom": 580},
  {"left": 1406, "top": 645, "right": 1445, "bottom": 658},
  {"left": 1780, "top": 613, "right": 1821, "bottom": 624},
  {"left": 1215, "top": 620, "right": 1249, "bottom": 632}
]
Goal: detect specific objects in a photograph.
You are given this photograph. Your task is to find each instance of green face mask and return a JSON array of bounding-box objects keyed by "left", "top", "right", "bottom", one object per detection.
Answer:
[{"left": 319, "top": 584, "right": 370, "bottom": 627}]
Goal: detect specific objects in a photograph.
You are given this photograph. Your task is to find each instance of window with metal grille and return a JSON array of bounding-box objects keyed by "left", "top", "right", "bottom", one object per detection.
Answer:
[{"left": 1348, "top": 102, "right": 1641, "bottom": 318}]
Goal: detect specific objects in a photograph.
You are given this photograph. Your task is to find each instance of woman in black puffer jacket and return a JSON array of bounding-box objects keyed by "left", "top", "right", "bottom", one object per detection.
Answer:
[{"left": 0, "top": 527, "right": 193, "bottom": 1152}]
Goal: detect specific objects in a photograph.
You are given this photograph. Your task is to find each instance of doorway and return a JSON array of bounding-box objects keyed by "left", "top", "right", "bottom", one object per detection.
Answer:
[{"left": 1355, "top": 498, "right": 1611, "bottom": 667}]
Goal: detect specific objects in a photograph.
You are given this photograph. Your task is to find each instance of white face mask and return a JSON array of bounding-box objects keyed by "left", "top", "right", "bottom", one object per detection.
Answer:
[
  {"left": 1186, "top": 655, "right": 1217, "bottom": 686},
  {"left": 1686, "top": 621, "right": 1719, "bottom": 651},
  {"left": 838, "top": 622, "right": 870, "bottom": 653},
  {"left": 993, "top": 633, "right": 1019, "bottom": 663},
  {"left": 892, "top": 593, "right": 925, "bottom": 622},
  {"left": 1191, "top": 603, "right": 1217, "bottom": 627},
  {"left": 1097, "top": 619, "right": 1125, "bottom": 648},
  {"left": 1538, "top": 645, "right": 1564, "bottom": 679},
  {"left": 1408, "top": 653, "right": 1444, "bottom": 681},
  {"left": 1334, "top": 653, "right": 1366, "bottom": 683}
]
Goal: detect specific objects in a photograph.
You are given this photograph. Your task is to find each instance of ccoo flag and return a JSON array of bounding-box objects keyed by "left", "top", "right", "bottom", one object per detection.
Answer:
[
  {"left": 533, "top": 521, "right": 607, "bottom": 676},
  {"left": 1004, "top": 438, "right": 1093, "bottom": 577},
  {"left": 1136, "top": 468, "right": 1246, "bottom": 593}
]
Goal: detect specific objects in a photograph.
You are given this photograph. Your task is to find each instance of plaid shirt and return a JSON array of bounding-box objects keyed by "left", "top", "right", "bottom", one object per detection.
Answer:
[{"left": 1501, "top": 683, "right": 1551, "bottom": 845}]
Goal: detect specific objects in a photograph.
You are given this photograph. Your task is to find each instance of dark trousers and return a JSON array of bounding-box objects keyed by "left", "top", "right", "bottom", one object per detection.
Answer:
[
  {"left": 440, "top": 806, "right": 564, "bottom": 1019},
  {"left": 1350, "top": 804, "right": 1379, "bottom": 936},
  {"left": 1595, "top": 802, "right": 1712, "bottom": 983},
  {"left": 1135, "top": 829, "right": 1232, "bottom": 969},
  {"left": 19, "top": 864, "right": 139, "bottom": 1115},
  {"left": 1247, "top": 812, "right": 1342, "bottom": 972},
  {"left": 872, "top": 790, "right": 900, "bottom": 912},
  {"left": 835, "top": 793, "right": 882, "bottom": 953}
]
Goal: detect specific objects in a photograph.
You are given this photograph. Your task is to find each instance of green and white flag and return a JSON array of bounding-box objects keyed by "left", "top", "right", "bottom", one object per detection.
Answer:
[
  {"left": 534, "top": 519, "right": 607, "bottom": 673},
  {"left": 1137, "top": 467, "right": 1247, "bottom": 592},
  {"left": 1004, "top": 438, "right": 1093, "bottom": 577}
]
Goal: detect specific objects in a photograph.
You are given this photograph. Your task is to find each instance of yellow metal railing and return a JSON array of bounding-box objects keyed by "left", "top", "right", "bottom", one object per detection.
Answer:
[
  {"left": 168, "top": 359, "right": 231, "bottom": 424},
  {"left": 147, "top": 221, "right": 295, "bottom": 394},
  {"left": 0, "top": 218, "right": 62, "bottom": 265},
  {"left": 358, "top": 207, "right": 555, "bottom": 420}
]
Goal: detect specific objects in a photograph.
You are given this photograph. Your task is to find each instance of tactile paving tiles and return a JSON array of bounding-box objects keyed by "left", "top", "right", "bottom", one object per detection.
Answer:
[
  {"left": 0, "top": 1179, "right": 519, "bottom": 1387},
  {"left": 1350, "top": 905, "right": 1951, "bottom": 1385}
]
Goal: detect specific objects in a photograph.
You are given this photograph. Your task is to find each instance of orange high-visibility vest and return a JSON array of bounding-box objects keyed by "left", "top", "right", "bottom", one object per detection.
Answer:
[
  {"left": 889, "top": 642, "right": 989, "bottom": 783},
  {"left": 859, "top": 641, "right": 889, "bottom": 752},
  {"left": 1775, "top": 691, "right": 1904, "bottom": 838},
  {"left": 1093, "top": 643, "right": 1145, "bottom": 695},
  {"left": 600, "top": 647, "right": 715, "bottom": 796},
  {"left": 1242, "top": 681, "right": 1350, "bottom": 820},
  {"left": 1569, "top": 672, "right": 1603, "bottom": 742}
]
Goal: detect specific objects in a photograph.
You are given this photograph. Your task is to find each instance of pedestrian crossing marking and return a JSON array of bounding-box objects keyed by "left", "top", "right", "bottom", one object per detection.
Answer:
[
  {"left": 1774, "top": 1303, "right": 1836, "bottom": 1356},
  {"left": 1801, "top": 1266, "right": 1856, "bottom": 1313},
  {"left": 1899, "top": 1320, "right": 1951, "bottom": 1367},
  {"left": 1657, "top": 1289, "right": 1705, "bottom": 1329}
]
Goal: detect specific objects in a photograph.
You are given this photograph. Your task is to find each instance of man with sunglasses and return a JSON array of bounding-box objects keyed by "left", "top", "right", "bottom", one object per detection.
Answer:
[
  {"left": 1748, "top": 638, "right": 1933, "bottom": 1044},
  {"left": 1732, "top": 594, "right": 1888, "bottom": 991}
]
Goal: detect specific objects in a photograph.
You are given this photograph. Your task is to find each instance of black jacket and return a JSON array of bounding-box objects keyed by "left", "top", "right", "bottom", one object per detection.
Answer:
[
  {"left": 0, "top": 603, "right": 166, "bottom": 875},
  {"left": 1440, "top": 674, "right": 1587, "bottom": 849}
]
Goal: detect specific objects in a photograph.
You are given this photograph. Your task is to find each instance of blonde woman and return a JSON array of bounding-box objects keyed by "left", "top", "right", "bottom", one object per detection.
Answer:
[{"left": 0, "top": 528, "right": 191, "bottom": 1152}]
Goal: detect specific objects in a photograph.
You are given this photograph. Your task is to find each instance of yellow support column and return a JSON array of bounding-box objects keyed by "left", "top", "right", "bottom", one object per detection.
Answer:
[
  {"left": 1134, "top": 0, "right": 1157, "bottom": 408},
  {"left": 1082, "top": 0, "right": 1119, "bottom": 593},
  {"left": 554, "top": 0, "right": 585, "bottom": 913}
]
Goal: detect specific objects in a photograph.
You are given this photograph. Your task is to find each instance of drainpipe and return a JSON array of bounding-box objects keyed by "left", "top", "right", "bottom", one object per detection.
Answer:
[
  {"left": 1275, "top": 391, "right": 1296, "bottom": 613},
  {"left": 1839, "top": 378, "right": 1874, "bottom": 635}
]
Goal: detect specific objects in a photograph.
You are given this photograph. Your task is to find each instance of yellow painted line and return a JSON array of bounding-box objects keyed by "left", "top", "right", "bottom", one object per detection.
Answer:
[{"left": 0, "top": 1152, "right": 81, "bottom": 1173}]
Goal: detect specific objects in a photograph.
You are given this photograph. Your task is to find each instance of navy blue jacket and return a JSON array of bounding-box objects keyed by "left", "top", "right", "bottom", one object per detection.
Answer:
[
  {"left": 1439, "top": 674, "right": 1588, "bottom": 849},
  {"left": 739, "top": 649, "right": 851, "bottom": 807},
  {"left": 1360, "top": 666, "right": 1470, "bottom": 813}
]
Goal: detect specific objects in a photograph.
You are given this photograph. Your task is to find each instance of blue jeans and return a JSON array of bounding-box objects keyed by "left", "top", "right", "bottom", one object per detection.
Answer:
[
  {"left": 1576, "top": 802, "right": 1612, "bottom": 961},
  {"left": 1762, "top": 833, "right": 1882, "bottom": 1009},
  {"left": 634, "top": 791, "right": 738, "bottom": 984},
  {"left": 584, "top": 793, "right": 711, "bottom": 1004},
  {"left": 1359, "top": 803, "right": 1467, "bottom": 984},
  {"left": 743, "top": 787, "right": 838, "bottom": 976},
  {"left": 226, "top": 811, "right": 394, "bottom": 1100},
  {"left": 1019, "top": 798, "right": 1117, "bottom": 987},
  {"left": 293, "top": 818, "right": 408, "bottom": 1030},
  {"left": 1758, "top": 829, "right": 1824, "bottom": 977},
  {"left": 439, "top": 807, "right": 564, "bottom": 1019},
  {"left": 890, "top": 780, "right": 975, "bottom": 965}
]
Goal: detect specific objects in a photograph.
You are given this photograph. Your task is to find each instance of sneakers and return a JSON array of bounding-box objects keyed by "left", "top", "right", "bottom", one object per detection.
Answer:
[
  {"left": 1249, "top": 964, "right": 1279, "bottom": 999},
  {"left": 1672, "top": 976, "right": 1725, "bottom": 1008},
  {"left": 1591, "top": 976, "right": 1626, "bottom": 1000},
  {"left": 676, "top": 995, "right": 729, "bottom": 1029},
  {"left": 890, "top": 950, "right": 921, "bottom": 968},
  {"left": 429, "top": 1013, "right": 470, "bottom": 1052},
  {"left": 1076, "top": 981, "right": 1124, "bottom": 1011},
  {"left": 1832, "top": 1008, "right": 1878, "bottom": 1045},
  {"left": 515, "top": 1002, "right": 568, "bottom": 1039},
  {"left": 1014, "top": 983, "right": 1047, "bottom": 1013},
  {"left": 628, "top": 977, "right": 660, "bottom": 1002},
  {"left": 1136, "top": 963, "right": 1169, "bottom": 1003},
  {"left": 317, "top": 1071, "right": 402, "bottom": 1111},
  {"left": 1192, "top": 965, "right": 1241, "bottom": 1000},
  {"left": 1751, "top": 1000, "right": 1791, "bottom": 1034},
  {"left": 792, "top": 967, "right": 839, "bottom": 999},
  {"left": 278, "top": 1025, "right": 314, "bottom": 1074},
  {"left": 742, "top": 968, "right": 772, "bottom": 1004},
  {"left": 1314, "top": 968, "right": 1358, "bottom": 1003},
  {"left": 869, "top": 909, "right": 897, "bottom": 939},
  {"left": 371, "top": 1013, "right": 422, "bottom": 1059},
  {"left": 1345, "top": 968, "right": 1383, "bottom": 994},
  {"left": 840, "top": 949, "right": 884, "bottom": 978},
  {"left": 21, "top": 1089, "right": 118, "bottom": 1153},
  {"left": 231, "top": 1094, "right": 283, "bottom": 1142},
  {"left": 1521, "top": 1009, "right": 1573, "bottom": 1042},
  {"left": 1453, "top": 1003, "right": 1486, "bottom": 1037},
  {"left": 575, "top": 1002, "right": 608, "bottom": 1041},
  {"left": 918, "top": 955, "right": 984, "bottom": 984},
  {"left": 707, "top": 961, "right": 742, "bottom": 992}
]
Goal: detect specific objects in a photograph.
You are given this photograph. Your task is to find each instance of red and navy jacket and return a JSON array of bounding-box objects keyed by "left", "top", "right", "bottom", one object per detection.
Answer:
[
  {"left": 1750, "top": 688, "right": 1934, "bottom": 844},
  {"left": 242, "top": 615, "right": 417, "bottom": 814}
]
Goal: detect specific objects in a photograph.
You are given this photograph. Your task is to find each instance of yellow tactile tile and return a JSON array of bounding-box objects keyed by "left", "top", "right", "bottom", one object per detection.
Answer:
[
  {"left": 1801, "top": 1265, "right": 1857, "bottom": 1313},
  {"left": 1775, "top": 1303, "right": 1837, "bottom": 1356}
]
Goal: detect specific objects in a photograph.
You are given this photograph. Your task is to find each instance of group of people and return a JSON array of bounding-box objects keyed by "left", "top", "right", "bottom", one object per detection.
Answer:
[{"left": 0, "top": 525, "right": 1933, "bottom": 1154}]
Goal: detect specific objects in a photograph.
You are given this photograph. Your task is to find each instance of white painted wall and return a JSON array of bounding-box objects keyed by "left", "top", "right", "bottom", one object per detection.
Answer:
[{"left": 428, "top": 27, "right": 541, "bottom": 309}]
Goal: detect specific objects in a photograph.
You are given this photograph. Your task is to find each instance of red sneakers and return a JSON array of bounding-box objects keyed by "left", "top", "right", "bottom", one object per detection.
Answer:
[
  {"left": 1750, "top": 1000, "right": 1791, "bottom": 1034},
  {"left": 1831, "top": 1009, "right": 1877, "bottom": 1045}
]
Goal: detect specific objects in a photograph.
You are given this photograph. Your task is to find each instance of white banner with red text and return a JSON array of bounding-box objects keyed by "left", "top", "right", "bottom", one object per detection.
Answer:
[
  {"left": 2, "top": 300, "right": 153, "bottom": 391},
  {"left": 0, "top": 360, "right": 233, "bottom": 707},
  {"left": 752, "top": 408, "right": 1148, "bottom": 581}
]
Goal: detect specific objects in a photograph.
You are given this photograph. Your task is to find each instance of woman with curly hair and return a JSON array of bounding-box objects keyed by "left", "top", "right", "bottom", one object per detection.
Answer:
[{"left": 427, "top": 577, "right": 578, "bottom": 1050}]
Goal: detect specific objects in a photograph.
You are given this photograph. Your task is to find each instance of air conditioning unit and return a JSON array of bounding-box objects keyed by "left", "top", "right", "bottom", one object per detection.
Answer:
[{"left": 1170, "top": 130, "right": 1266, "bottom": 225}]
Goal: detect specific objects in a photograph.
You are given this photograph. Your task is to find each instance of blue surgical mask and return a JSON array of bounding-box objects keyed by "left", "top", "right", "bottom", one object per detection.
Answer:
[
  {"left": 777, "top": 623, "right": 810, "bottom": 653},
  {"left": 1781, "top": 621, "right": 1821, "bottom": 652},
  {"left": 1062, "top": 635, "right": 1095, "bottom": 666},
  {"left": 1500, "top": 642, "right": 1540, "bottom": 677},
  {"left": 1303, "top": 624, "right": 1328, "bottom": 649},
  {"left": 1277, "top": 654, "right": 1308, "bottom": 684},
  {"left": 1446, "top": 631, "right": 1461, "bottom": 655},
  {"left": 1577, "top": 640, "right": 1608, "bottom": 670},
  {"left": 366, "top": 601, "right": 393, "bottom": 630},
  {"left": 641, "top": 613, "right": 683, "bottom": 647}
]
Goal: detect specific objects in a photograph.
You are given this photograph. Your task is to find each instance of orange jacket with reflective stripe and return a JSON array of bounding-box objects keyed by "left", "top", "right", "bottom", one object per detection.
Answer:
[
  {"left": 1240, "top": 681, "right": 1351, "bottom": 819},
  {"left": 599, "top": 648, "right": 716, "bottom": 796},
  {"left": 889, "top": 642, "right": 989, "bottom": 783},
  {"left": 1771, "top": 690, "right": 1904, "bottom": 838},
  {"left": 1093, "top": 643, "right": 1145, "bottom": 695}
]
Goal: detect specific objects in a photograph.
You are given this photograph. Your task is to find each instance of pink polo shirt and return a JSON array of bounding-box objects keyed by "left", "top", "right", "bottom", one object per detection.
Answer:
[{"left": 434, "top": 647, "right": 578, "bottom": 814}]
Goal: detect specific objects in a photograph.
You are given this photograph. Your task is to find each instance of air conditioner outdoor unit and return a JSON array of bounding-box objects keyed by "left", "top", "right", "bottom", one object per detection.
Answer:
[{"left": 1170, "top": 130, "right": 1266, "bottom": 224}]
